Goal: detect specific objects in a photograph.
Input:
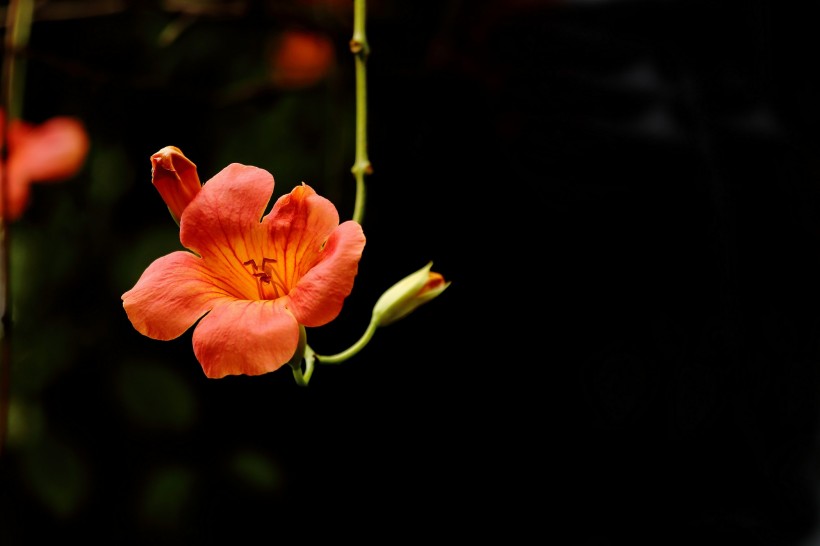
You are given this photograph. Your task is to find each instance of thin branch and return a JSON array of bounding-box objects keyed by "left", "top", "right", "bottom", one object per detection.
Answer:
[{"left": 349, "top": 0, "right": 371, "bottom": 225}]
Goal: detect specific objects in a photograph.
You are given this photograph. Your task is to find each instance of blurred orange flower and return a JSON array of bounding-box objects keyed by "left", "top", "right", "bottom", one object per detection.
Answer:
[
  {"left": 122, "top": 149, "right": 366, "bottom": 378},
  {"left": 0, "top": 109, "right": 90, "bottom": 221},
  {"left": 269, "top": 29, "right": 335, "bottom": 89}
]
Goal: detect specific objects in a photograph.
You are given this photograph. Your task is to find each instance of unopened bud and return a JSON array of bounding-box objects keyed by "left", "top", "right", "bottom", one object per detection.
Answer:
[
  {"left": 372, "top": 262, "right": 450, "bottom": 327},
  {"left": 151, "top": 146, "right": 201, "bottom": 224}
]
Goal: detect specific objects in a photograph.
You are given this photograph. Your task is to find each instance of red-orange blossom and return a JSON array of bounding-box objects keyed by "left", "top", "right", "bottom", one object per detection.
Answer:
[
  {"left": 0, "top": 109, "right": 89, "bottom": 220},
  {"left": 122, "top": 147, "right": 366, "bottom": 378}
]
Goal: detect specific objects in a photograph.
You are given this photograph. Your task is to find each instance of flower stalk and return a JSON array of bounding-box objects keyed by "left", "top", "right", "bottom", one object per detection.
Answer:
[
  {"left": 303, "top": 262, "right": 449, "bottom": 382},
  {"left": 294, "top": 4, "right": 450, "bottom": 386},
  {"left": 350, "top": 0, "right": 371, "bottom": 225},
  {"left": 313, "top": 319, "right": 377, "bottom": 365},
  {"left": 289, "top": 326, "right": 314, "bottom": 386},
  {"left": 294, "top": 0, "right": 374, "bottom": 386}
]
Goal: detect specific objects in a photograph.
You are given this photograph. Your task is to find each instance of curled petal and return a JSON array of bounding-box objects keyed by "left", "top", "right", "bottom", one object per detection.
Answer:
[
  {"left": 265, "top": 183, "right": 340, "bottom": 246},
  {"left": 151, "top": 146, "right": 202, "bottom": 224},
  {"left": 192, "top": 300, "right": 300, "bottom": 378}
]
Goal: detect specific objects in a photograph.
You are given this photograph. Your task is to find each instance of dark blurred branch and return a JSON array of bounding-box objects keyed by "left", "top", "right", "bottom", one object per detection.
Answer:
[
  {"left": 1, "top": 0, "right": 30, "bottom": 462},
  {"left": 0, "top": 0, "right": 33, "bottom": 460},
  {"left": 0, "top": 93, "right": 8, "bottom": 462},
  {"left": 0, "top": 0, "right": 127, "bottom": 25},
  {"left": 161, "top": 0, "right": 248, "bottom": 18}
]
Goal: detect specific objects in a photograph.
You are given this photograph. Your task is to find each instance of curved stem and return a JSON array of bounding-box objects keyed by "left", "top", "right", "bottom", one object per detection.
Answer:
[
  {"left": 291, "top": 0, "right": 373, "bottom": 385},
  {"left": 288, "top": 325, "right": 313, "bottom": 387},
  {"left": 291, "top": 344, "right": 315, "bottom": 387},
  {"left": 312, "top": 318, "right": 378, "bottom": 365},
  {"left": 350, "top": 0, "right": 371, "bottom": 225}
]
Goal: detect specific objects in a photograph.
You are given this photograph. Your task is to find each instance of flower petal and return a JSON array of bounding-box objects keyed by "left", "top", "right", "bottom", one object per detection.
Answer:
[
  {"left": 265, "top": 183, "right": 339, "bottom": 238},
  {"left": 179, "top": 163, "right": 275, "bottom": 297},
  {"left": 260, "top": 183, "right": 341, "bottom": 290},
  {"left": 179, "top": 163, "right": 274, "bottom": 259},
  {"left": 287, "top": 219, "right": 366, "bottom": 326},
  {"left": 192, "top": 300, "right": 300, "bottom": 378},
  {"left": 122, "top": 251, "right": 230, "bottom": 340},
  {"left": 151, "top": 146, "right": 202, "bottom": 224}
]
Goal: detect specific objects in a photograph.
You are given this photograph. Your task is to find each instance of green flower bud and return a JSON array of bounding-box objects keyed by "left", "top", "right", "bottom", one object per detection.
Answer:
[{"left": 372, "top": 262, "right": 450, "bottom": 327}]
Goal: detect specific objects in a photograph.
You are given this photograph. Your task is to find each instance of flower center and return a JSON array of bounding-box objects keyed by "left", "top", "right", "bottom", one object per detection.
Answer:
[{"left": 243, "top": 258, "right": 287, "bottom": 300}]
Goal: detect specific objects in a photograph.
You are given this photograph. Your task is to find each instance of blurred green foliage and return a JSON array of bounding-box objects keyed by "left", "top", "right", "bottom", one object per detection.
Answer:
[{"left": 115, "top": 359, "right": 198, "bottom": 430}]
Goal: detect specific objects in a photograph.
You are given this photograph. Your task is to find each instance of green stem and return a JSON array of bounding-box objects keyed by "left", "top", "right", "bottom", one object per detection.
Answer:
[
  {"left": 291, "top": 344, "right": 315, "bottom": 387},
  {"left": 350, "top": 0, "right": 371, "bottom": 225},
  {"left": 291, "top": 0, "right": 374, "bottom": 386},
  {"left": 288, "top": 325, "right": 313, "bottom": 386},
  {"left": 312, "top": 318, "right": 378, "bottom": 365}
]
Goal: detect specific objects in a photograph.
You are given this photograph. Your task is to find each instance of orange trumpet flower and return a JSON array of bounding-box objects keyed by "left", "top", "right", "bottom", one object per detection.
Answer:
[{"left": 122, "top": 148, "right": 366, "bottom": 378}]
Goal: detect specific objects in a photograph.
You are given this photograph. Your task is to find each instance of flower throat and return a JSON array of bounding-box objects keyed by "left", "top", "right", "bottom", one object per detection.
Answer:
[{"left": 243, "top": 258, "right": 288, "bottom": 299}]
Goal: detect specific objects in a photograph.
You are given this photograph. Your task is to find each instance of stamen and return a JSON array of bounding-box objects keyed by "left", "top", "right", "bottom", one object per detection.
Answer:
[{"left": 243, "top": 258, "right": 288, "bottom": 299}]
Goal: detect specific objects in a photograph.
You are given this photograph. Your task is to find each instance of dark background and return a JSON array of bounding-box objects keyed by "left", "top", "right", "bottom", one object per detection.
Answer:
[{"left": 2, "top": 0, "right": 820, "bottom": 544}]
